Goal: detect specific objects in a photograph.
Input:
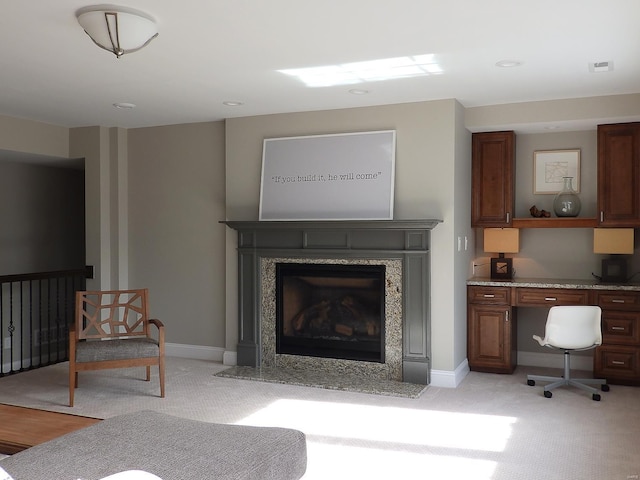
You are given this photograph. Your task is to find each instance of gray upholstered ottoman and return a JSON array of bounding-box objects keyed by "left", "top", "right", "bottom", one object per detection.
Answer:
[{"left": 0, "top": 410, "right": 307, "bottom": 480}]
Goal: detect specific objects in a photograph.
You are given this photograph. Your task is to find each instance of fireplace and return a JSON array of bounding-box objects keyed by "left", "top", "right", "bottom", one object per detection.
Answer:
[
  {"left": 223, "top": 219, "right": 440, "bottom": 385},
  {"left": 276, "top": 263, "right": 385, "bottom": 363}
]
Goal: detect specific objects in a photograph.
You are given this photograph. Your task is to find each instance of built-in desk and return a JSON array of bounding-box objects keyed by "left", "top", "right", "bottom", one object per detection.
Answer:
[{"left": 467, "top": 278, "right": 640, "bottom": 385}]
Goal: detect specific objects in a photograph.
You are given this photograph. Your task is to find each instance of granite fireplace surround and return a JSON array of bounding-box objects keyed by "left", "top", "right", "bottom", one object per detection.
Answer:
[{"left": 223, "top": 220, "right": 440, "bottom": 385}]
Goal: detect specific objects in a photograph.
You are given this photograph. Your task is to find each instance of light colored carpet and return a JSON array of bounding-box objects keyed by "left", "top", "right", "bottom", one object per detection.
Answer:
[{"left": 0, "top": 358, "right": 639, "bottom": 480}]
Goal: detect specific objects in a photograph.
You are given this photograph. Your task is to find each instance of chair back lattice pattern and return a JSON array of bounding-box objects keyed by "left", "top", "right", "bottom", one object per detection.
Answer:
[{"left": 76, "top": 289, "right": 149, "bottom": 340}]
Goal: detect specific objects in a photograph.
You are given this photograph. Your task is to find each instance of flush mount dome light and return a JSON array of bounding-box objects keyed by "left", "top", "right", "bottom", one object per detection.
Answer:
[{"left": 76, "top": 5, "right": 158, "bottom": 58}]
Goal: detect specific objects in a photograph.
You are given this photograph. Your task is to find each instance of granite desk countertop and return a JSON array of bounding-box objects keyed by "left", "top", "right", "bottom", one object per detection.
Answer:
[{"left": 467, "top": 277, "right": 640, "bottom": 292}]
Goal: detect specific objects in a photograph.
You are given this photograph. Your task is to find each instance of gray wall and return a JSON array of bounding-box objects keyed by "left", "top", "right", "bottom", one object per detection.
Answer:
[{"left": 0, "top": 160, "right": 85, "bottom": 275}]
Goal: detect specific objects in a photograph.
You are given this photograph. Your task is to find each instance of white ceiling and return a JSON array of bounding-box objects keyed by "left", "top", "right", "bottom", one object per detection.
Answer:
[{"left": 1, "top": 1, "right": 639, "bottom": 133}]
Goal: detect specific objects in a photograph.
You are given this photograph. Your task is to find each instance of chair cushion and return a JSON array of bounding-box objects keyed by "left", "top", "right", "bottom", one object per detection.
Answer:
[{"left": 76, "top": 338, "right": 159, "bottom": 363}]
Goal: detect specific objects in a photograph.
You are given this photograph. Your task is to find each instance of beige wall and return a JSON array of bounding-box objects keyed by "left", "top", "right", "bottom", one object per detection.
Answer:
[
  {"left": 0, "top": 114, "right": 68, "bottom": 158},
  {"left": 2, "top": 93, "right": 640, "bottom": 379},
  {"left": 225, "top": 100, "right": 466, "bottom": 372},
  {"left": 127, "top": 122, "right": 227, "bottom": 348}
]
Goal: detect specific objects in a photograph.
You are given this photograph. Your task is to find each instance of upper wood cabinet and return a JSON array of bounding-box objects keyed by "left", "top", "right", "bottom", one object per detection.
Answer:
[
  {"left": 598, "top": 122, "right": 640, "bottom": 226},
  {"left": 471, "top": 131, "right": 515, "bottom": 227}
]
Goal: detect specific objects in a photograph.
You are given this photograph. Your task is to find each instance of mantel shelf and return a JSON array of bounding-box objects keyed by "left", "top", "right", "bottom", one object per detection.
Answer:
[{"left": 512, "top": 217, "right": 599, "bottom": 228}]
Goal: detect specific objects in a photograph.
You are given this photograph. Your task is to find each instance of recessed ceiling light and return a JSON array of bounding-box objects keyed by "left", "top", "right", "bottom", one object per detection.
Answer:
[
  {"left": 495, "top": 60, "right": 523, "bottom": 68},
  {"left": 223, "top": 101, "right": 244, "bottom": 106},
  {"left": 113, "top": 102, "right": 136, "bottom": 109},
  {"left": 348, "top": 89, "right": 369, "bottom": 95}
]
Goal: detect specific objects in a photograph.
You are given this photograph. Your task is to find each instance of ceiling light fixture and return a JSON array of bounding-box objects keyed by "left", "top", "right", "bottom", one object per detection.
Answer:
[
  {"left": 223, "top": 101, "right": 244, "bottom": 106},
  {"left": 76, "top": 5, "right": 158, "bottom": 58}
]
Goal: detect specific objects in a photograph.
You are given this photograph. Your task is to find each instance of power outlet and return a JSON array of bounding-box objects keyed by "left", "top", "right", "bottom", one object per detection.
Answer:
[{"left": 3, "top": 337, "right": 10, "bottom": 349}]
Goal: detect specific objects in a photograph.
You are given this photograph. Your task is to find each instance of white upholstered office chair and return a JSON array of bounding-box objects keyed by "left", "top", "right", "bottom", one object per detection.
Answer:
[{"left": 526, "top": 305, "right": 609, "bottom": 401}]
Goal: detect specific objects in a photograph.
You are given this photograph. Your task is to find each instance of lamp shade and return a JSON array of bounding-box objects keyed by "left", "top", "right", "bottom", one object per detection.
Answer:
[
  {"left": 77, "top": 6, "right": 158, "bottom": 57},
  {"left": 593, "top": 228, "right": 634, "bottom": 254},
  {"left": 484, "top": 228, "right": 520, "bottom": 253}
]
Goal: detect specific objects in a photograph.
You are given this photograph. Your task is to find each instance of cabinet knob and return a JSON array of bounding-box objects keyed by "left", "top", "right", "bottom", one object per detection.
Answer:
[
  {"left": 544, "top": 297, "right": 557, "bottom": 301},
  {"left": 611, "top": 360, "right": 626, "bottom": 366},
  {"left": 611, "top": 326, "right": 626, "bottom": 331},
  {"left": 483, "top": 294, "right": 495, "bottom": 298},
  {"left": 611, "top": 299, "right": 625, "bottom": 304}
]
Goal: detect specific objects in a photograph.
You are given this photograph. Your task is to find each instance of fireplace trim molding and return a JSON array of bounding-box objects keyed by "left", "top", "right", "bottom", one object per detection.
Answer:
[{"left": 223, "top": 219, "right": 441, "bottom": 385}]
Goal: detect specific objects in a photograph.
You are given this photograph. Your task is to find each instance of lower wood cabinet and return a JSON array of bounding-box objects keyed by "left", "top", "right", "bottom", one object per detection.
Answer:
[
  {"left": 593, "top": 291, "right": 640, "bottom": 385},
  {"left": 467, "top": 286, "right": 516, "bottom": 373},
  {"left": 467, "top": 284, "right": 640, "bottom": 384}
]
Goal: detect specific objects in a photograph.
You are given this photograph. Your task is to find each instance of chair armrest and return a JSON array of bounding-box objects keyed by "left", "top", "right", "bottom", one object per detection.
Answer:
[
  {"left": 148, "top": 318, "right": 165, "bottom": 347},
  {"left": 149, "top": 318, "right": 164, "bottom": 329}
]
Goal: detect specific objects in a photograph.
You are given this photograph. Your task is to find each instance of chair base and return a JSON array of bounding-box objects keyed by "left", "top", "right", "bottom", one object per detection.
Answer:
[{"left": 526, "top": 351, "right": 609, "bottom": 401}]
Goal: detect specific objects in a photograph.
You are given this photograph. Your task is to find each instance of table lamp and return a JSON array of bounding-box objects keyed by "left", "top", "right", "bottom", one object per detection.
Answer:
[
  {"left": 484, "top": 228, "right": 520, "bottom": 280},
  {"left": 593, "top": 228, "right": 634, "bottom": 283}
]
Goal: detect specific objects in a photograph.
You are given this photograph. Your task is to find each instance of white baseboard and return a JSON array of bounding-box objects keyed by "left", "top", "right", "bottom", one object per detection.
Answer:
[
  {"left": 222, "top": 350, "right": 237, "bottom": 366},
  {"left": 165, "top": 343, "right": 227, "bottom": 363},
  {"left": 429, "top": 351, "right": 594, "bottom": 388},
  {"left": 429, "top": 359, "right": 470, "bottom": 388},
  {"left": 3, "top": 344, "right": 236, "bottom": 374}
]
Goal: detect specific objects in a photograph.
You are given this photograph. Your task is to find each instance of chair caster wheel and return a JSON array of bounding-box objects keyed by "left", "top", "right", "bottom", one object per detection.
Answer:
[
  {"left": 601, "top": 384, "right": 610, "bottom": 392},
  {"left": 544, "top": 391, "right": 552, "bottom": 398},
  {"left": 527, "top": 379, "right": 535, "bottom": 386},
  {"left": 592, "top": 393, "right": 601, "bottom": 401}
]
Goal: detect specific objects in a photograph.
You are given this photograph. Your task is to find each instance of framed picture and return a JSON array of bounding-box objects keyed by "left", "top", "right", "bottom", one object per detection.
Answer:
[
  {"left": 259, "top": 130, "right": 396, "bottom": 220},
  {"left": 533, "top": 149, "right": 581, "bottom": 194}
]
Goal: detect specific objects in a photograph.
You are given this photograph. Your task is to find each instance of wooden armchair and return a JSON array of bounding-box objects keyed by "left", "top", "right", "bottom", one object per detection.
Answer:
[{"left": 68, "top": 288, "right": 165, "bottom": 407}]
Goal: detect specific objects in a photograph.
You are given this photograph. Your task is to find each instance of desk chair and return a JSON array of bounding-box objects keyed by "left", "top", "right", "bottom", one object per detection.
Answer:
[{"left": 526, "top": 305, "right": 609, "bottom": 401}]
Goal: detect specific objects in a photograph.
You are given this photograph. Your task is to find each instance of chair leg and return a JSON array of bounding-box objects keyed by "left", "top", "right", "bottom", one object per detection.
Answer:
[
  {"left": 145, "top": 365, "right": 151, "bottom": 381},
  {"left": 159, "top": 357, "right": 165, "bottom": 398},
  {"left": 69, "top": 368, "right": 75, "bottom": 407}
]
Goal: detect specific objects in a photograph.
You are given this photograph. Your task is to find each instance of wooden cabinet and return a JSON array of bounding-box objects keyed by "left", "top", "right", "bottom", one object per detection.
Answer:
[
  {"left": 467, "top": 282, "right": 640, "bottom": 385},
  {"left": 593, "top": 290, "right": 640, "bottom": 385},
  {"left": 471, "top": 131, "right": 515, "bottom": 227},
  {"left": 597, "top": 122, "right": 640, "bottom": 226},
  {"left": 467, "top": 286, "right": 516, "bottom": 373},
  {"left": 516, "top": 288, "right": 589, "bottom": 307}
]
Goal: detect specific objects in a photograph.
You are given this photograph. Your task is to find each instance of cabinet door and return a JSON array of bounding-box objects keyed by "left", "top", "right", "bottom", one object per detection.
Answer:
[
  {"left": 468, "top": 304, "right": 516, "bottom": 373},
  {"left": 594, "top": 345, "right": 640, "bottom": 385},
  {"left": 597, "top": 123, "right": 640, "bottom": 226},
  {"left": 471, "top": 131, "right": 515, "bottom": 227}
]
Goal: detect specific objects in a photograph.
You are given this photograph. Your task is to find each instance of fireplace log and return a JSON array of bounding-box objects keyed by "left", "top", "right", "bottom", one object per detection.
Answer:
[{"left": 335, "top": 323, "right": 354, "bottom": 336}]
